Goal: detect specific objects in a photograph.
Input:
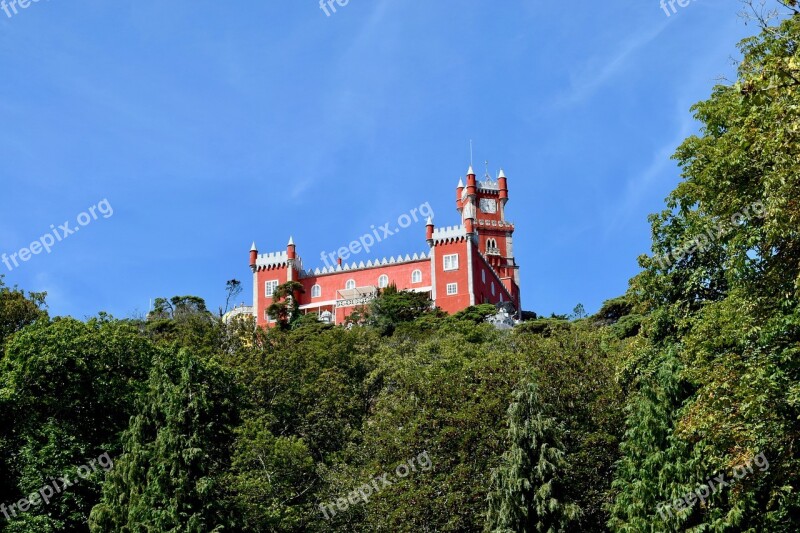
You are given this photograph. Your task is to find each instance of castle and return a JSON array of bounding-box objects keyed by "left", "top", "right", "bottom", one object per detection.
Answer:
[{"left": 248, "top": 165, "right": 521, "bottom": 327}]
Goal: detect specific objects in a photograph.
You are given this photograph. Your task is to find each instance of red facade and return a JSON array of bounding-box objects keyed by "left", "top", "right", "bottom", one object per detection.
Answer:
[{"left": 249, "top": 166, "right": 521, "bottom": 327}]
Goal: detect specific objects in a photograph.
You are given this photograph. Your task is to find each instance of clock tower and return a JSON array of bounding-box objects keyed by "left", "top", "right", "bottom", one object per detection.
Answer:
[{"left": 455, "top": 166, "right": 520, "bottom": 308}]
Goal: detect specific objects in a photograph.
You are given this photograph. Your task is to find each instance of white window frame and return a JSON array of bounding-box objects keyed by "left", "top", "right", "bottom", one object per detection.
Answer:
[
  {"left": 443, "top": 254, "right": 459, "bottom": 271},
  {"left": 412, "top": 269, "right": 422, "bottom": 283},
  {"left": 265, "top": 280, "right": 279, "bottom": 298},
  {"left": 378, "top": 275, "right": 389, "bottom": 288},
  {"left": 446, "top": 283, "right": 458, "bottom": 295},
  {"left": 345, "top": 279, "right": 356, "bottom": 290},
  {"left": 311, "top": 284, "right": 322, "bottom": 298}
]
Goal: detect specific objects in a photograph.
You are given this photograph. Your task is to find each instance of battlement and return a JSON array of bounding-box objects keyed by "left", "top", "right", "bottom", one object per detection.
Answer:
[
  {"left": 430, "top": 224, "right": 467, "bottom": 244},
  {"left": 300, "top": 252, "right": 429, "bottom": 278},
  {"left": 255, "top": 251, "right": 303, "bottom": 271}
]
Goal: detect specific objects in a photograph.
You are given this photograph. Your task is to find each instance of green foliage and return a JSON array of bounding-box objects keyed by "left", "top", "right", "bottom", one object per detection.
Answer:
[
  {"left": 225, "top": 414, "right": 316, "bottom": 532},
  {"left": 486, "top": 380, "right": 581, "bottom": 533},
  {"left": 223, "top": 279, "right": 243, "bottom": 316},
  {"left": 267, "top": 281, "right": 306, "bottom": 330},
  {"left": 145, "top": 295, "right": 222, "bottom": 353},
  {"left": 366, "top": 283, "right": 436, "bottom": 336},
  {"left": 0, "top": 275, "right": 47, "bottom": 350},
  {"left": 89, "top": 350, "right": 239, "bottom": 532},
  {"left": 515, "top": 318, "right": 570, "bottom": 337},
  {"left": 0, "top": 317, "right": 158, "bottom": 531},
  {"left": 452, "top": 304, "right": 499, "bottom": 324},
  {"left": 610, "top": 11, "right": 800, "bottom": 532},
  {"left": 593, "top": 295, "right": 642, "bottom": 340}
]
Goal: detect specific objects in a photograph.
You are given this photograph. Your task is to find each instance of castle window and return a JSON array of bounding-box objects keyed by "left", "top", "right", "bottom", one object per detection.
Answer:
[
  {"left": 412, "top": 269, "right": 422, "bottom": 283},
  {"left": 311, "top": 284, "right": 321, "bottom": 298},
  {"left": 265, "top": 280, "right": 279, "bottom": 298},
  {"left": 482, "top": 270, "right": 486, "bottom": 284},
  {"left": 345, "top": 279, "right": 356, "bottom": 290},
  {"left": 378, "top": 275, "right": 389, "bottom": 288},
  {"left": 446, "top": 283, "right": 458, "bottom": 295},
  {"left": 487, "top": 238, "right": 499, "bottom": 255},
  {"left": 491, "top": 282, "right": 496, "bottom": 296},
  {"left": 443, "top": 254, "right": 459, "bottom": 271}
]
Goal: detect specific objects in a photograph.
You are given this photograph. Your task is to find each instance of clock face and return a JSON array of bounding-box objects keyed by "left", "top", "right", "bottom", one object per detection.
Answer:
[{"left": 479, "top": 198, "right": 497, "bottom": 214}]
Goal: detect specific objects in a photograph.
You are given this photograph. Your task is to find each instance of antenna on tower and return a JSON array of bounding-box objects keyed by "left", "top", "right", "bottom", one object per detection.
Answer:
[
  {"left": 484, "top": 160, "right": 490, "bottom": 179},
  {"left": 469, "top": 140, "right": 473, "bottom": 167}
]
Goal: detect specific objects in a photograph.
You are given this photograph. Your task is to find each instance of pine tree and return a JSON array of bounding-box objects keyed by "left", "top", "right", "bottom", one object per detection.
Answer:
[
  {"left": 607, "top": 351, "right": 694, "bottom": 531},
  {"left": 89, "top": 350, "right": 239, "bottom": 532},
  {"left": 485, "top": 380, "right": 581, "bottom": 533}
]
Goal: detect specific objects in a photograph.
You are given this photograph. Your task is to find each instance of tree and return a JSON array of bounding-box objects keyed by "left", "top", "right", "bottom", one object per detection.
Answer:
[
  {"left": 222, "top": 279, "right": 243, "bottom": 316},
  {"left": 0, "top": 317, "right": 157, "bottom": 532},
  {"left": 610, "top": 9, "right": 800, "bottom": 530},
  {"left": 366, "top": 284, "right": 435, "bottom": 336},
  {"left": 144, "top": 295, "right": 221, "bottom": 352},
  {"left": 486, "top": 380, "right": 581, "bottom": 533},
  {"left": 0, "top": 275, "right": 47, "bottom": 349},
  {"left": 225, "top": 414, "right": 316, "bottom": 532},
  {"left": 607, "top": 352, "right": 692, "bottom": 532},
  {"left": 451, "top": 304, "right": 499, "bottom": 324},
  {"left": 267, "top": 281, "right": 306, "bottom": 330},
  {"left": 89, "top": 350, "right": 240, "bottom": 532}
]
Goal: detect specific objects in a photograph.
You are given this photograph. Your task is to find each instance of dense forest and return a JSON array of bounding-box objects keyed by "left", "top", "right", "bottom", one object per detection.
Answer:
[{"left": 2, "top": 3, "right": 800, "bottom": 532}]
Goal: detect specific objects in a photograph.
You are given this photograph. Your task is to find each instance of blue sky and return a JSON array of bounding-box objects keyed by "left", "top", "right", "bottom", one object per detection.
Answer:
[{"left": 0, "top": 0, "right": 753, "bottom": 319}]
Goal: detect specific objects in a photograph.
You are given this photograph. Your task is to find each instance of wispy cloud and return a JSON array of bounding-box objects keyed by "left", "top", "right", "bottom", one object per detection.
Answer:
[
  {"left": 554, "top": 22, "right": 669, "bottom": 109},
  {"left": 603, "top": 109, "right": 695, "bottom": 238}
]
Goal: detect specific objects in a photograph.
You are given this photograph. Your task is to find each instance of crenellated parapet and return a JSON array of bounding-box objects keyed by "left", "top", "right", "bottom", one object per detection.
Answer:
[
  {"left": 429, "top": 224, "right": 467, "bottom": 245},
  {"left": 299, "top": 252, "right": 429, "bottom": 278},
  {"left": 253, "top": 251, "right": 304, "bottom": 272}
]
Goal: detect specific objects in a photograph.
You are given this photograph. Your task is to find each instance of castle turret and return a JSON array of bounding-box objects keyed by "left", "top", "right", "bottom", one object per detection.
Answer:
[
  {"left": 498, "top": 168, "right": 508, "bottom": 206},
  {"left": 249, "top": 242, "right": 258, "bottom": 271},
  {"left": 456, "top": 178, "right": 464, "bottom": 212},
  {"left": 466, "top": 166, "right": 477, "bottom": 197}
]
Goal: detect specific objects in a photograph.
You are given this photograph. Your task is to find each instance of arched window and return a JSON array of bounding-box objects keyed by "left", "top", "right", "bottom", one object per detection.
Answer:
[
  {"left": 481, "top": 270, "right": 486, "bottom": 284},
  {"left": 345, "top": 279, "right": 356, "bottom": 290},
  {"left": 491, "top": 282, "right": 496, "bottom": 296},
  {"left": 411, "top": 269, "right": 422, "bottom": 283},
  {"left": 378, "top": 275, "right": 389, "bottom": 288},
  {"left": 311, "top": 284, "right": 321, "bottom": 298}
]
